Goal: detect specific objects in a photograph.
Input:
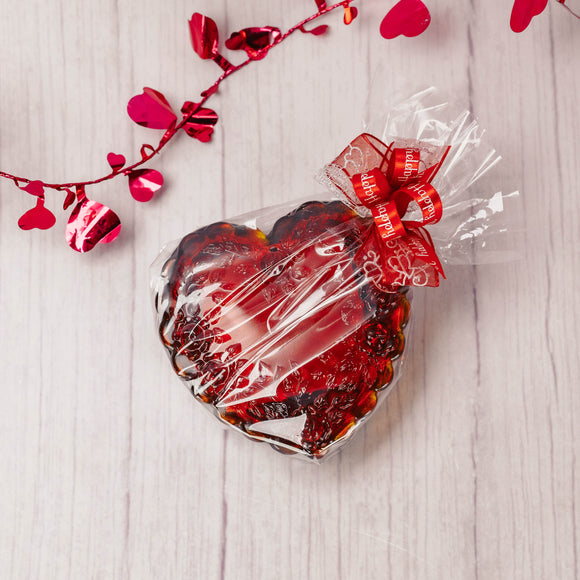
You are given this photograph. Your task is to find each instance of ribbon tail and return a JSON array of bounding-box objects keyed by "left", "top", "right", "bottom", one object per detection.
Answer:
[{"left": 408, "top": 226, "right": 445, "bottom": 279}]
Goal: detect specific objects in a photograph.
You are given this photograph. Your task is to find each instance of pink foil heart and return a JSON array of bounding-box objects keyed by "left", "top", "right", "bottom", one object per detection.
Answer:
[
  {"left": 107, "top": 152, "right": 126, "bottom": 172},
  {"left": 66, "top": 198, "right": 121, "bottom": 253},
  {"left": 21, "top": 180, "right": 45, "bottom": 197},
  {"left": 380, "top": 0, "right": 431, "bottom": 39},
  {"left": 128, "top": 168, "right": 164, "bottom": 202},
  {"left": 18, "top": 197, "right": 56, "bottom": 230},
  {"left": 225, "top": 27, "right": 281, "bottom": 59},
  {"left": 189, "top": 13, "right": 220, "bottom": 60},
  {"left": 127, "top": 88, "right": 177, "bottom": 130},
  {"left": 181, "top": 102, "right": 218, "bottom": 142},
  {"left": 301, "top": 24, "right": 329, "bottom": 36},
  {"left": 510, "top": 0, "right": 549, "bottom": 32},
  {"left": 63, "top": 189, "right": 76, "bottom": 210}
]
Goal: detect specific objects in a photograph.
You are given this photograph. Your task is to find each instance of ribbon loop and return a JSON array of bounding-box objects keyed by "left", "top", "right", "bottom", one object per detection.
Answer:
[
  {"left": 371, "top": 200, "right": 406, "bottom": 242},
  {"left": 352, "top": 168, "right": 392, "bottom": 206},
  {"left": 392, "top": 181, "right": 443, "bottom": 227},
  {"left": 387, "top": 147, "right": 421, "bottom": 185}
]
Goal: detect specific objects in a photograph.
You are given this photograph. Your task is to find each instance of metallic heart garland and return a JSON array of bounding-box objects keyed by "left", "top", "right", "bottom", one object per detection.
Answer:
[{"left": 0, "top": 1, "right": 358, "bottom": 252}]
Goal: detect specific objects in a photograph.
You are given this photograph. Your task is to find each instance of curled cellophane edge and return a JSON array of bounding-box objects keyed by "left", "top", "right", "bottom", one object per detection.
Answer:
[
  {"left": 318, "top": 87, "right": 522, "bottom": 265},
  {"left": 152, "top": 196, "right": 413, "bottom": 463}
]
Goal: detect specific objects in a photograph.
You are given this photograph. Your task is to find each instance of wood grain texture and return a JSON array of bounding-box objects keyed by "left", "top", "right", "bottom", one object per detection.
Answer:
[{"left": 0, "top": 1, "right": 578, "bottom": 579}]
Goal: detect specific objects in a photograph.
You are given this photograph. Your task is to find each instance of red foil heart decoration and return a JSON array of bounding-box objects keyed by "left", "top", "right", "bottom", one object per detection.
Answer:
[
  {"left": 63, "top": 189, "right": 76, "bottom": 210},
  {"left": 66, "top": 196, "right": 121, "bottom": 253},
  {"left": 155, "top": 201, "right": 410, "bottom": 460},
  {"left": 181, "top": 102, "right": 219, "bottom": 142},
  {"left": 128, "top": 168, "right": 164, "bottom": 202},
  {"left": 380, "top": 0, "right": 431, "bottom": 39},
  {"left": 21, "top": 180, "right": 45, "bottom": 197},
  {"left": 225, "top": 27, "right": 282, "bottom": 59},
  {"left": 189, "top": 13, "right": 220, "bottom": 60},
  {"left": 18, "top": 197, "right": 56, "bottom": 230},
  {"left": 127, "top": 88, "right": 177, "bottom": 130},
  {"left": 107, "top": 152, "right": 126, "bottom": 172},
  {"left": 510, "top": 0, "right": 549, "bottom": 32}
]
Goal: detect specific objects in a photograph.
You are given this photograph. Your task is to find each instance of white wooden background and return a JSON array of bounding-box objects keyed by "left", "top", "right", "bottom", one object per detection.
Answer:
[{"left": 0, "top": 1, "right": 578, "bottom": 578}]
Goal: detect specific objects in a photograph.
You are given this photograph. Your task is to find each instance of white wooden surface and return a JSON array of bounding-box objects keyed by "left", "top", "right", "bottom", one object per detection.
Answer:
[{"left": 0, "top": 1, "right": 579, "bottom": 578}]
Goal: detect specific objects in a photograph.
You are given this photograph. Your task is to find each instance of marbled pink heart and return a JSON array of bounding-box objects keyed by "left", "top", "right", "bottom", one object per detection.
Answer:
[{"left": 66, "top": 198, "right": 121, "bottom": 252}]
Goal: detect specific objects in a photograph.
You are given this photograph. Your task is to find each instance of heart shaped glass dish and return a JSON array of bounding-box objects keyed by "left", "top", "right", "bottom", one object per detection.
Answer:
[{"left": 152, "top": 199, "right": 411, "bottom": 461}]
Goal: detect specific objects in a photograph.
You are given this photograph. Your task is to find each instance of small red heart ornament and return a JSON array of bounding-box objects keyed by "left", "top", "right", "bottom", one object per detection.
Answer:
[
  {"left": 127, "top": 88, "right": 177, "bottom": 130},
  {"left": 189, "top": 13, "right": 220, "bottom": 60},
  {"left": 225, "top": 27, "right": 281, "bottom": 59},
  {"left": 107, "top": 152, "right": 126, "bottom": 172},
  {"left": 21, "top": 180, "right": 45, "bottom": 197},
  {"left": 128, "top": 168, "right": 164, "bottom": 202},
  {"left": 344, "top": 5, "right": 358, "bottom": 25},
  {"left": 155, "top": 201, "right": 410, "bottom": 460},
  {"left": 510, "top": 0, "right": 549, "bottom": 32},
  {"left": 380, "top": 0, "right": 431, "bottom": 39},
  {"left": 18, "top": 197, "right": 56, "bottom": 230},
  {"left": 181, "top": 102, "right": 218, "bottom": 143}
]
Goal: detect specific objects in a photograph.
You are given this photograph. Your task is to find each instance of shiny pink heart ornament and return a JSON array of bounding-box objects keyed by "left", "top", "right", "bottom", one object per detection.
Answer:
[
  {"left": 66, "top": 199, "right": 121, "bottom": 252},
  {"left": 127, "top": 88, "right": 177, "bottom": 130},
  {"left": 107, "top": 152, "right": 126, "bottom": 172},
  {"left": 21, "top": 180, "right": 45, "bottom": 197},
  {"left": 181, "top": 102, "right": 218, "bottom": 143},
  {"left": 303, "top": 24, "right": 328, "bottom": 36},
  {"left": 128, "top": 169, "right": 164, "bottom": 202},
  {"left": 510, "top": 0, "right": 549, "bottom": 32},
  {"left": 189, "top": 13, "right": 220, "bottom": 60},
  {"left": 18, "top": 197, "right": 56, "bottom": 230},
  {"left": 380, "top": 0, "right": 431, "bottom": 39},
  {"left": 225, "top": 27, "right": 282, "bottom": 58}
]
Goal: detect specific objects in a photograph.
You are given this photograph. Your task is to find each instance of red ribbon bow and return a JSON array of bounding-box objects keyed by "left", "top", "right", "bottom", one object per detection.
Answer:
[{"left": 329, "top": 134, "right": 451, "bottom": 287}]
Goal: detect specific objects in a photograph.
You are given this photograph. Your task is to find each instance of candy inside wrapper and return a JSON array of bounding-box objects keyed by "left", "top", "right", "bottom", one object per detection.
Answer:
[{"left": 151, "top": 89, "right": 519, "bottom": 462}]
